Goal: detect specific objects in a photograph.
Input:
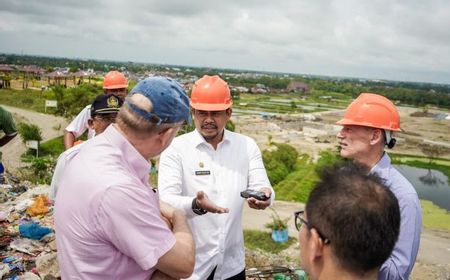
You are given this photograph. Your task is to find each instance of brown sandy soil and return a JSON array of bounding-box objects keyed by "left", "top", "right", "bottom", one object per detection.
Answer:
[{"left": 242, "top": 201, "right": 450, "bottom": 279}]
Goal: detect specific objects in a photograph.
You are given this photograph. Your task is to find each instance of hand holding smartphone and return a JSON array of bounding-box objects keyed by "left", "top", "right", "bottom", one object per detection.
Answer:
[{"left": 240, "top": 190, "right": 270, "bottom": 201}]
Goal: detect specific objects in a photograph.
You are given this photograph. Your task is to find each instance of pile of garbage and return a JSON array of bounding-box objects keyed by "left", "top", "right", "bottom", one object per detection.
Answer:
[{"left": 0, "top": 173, "right": 59, "bottom": 280}]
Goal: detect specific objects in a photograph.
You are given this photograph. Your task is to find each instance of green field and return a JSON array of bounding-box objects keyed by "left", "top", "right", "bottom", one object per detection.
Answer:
[{"left": 421, "top": 200, "right": 450, "bottom": 231}]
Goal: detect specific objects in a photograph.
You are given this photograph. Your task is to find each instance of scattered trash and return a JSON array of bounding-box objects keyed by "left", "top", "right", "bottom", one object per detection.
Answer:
[
  {"left": 0, "top": 175, "right": 59, "bottom": 279},
  {"left": 35, "top": 253, "right": 60, "bottom": 279},
  {"left": 9, "top": 239, "right": 45, "bottom": 256}
]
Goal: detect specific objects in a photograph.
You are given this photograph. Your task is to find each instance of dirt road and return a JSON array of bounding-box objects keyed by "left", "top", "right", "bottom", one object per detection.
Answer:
[
  {"left": 242, "top": 201, "right": 450, "bottom": 279},
  {"left": 0, "top": 104, "right": 68, "bottom": 171}
]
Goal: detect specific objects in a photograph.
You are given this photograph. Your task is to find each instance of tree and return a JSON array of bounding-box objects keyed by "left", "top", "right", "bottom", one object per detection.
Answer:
[
  {"left": 419, "top": 143, "right": 450, "bottom": 165},
  {"left": 262, "top": 142, "right": 299, "bottom": 185},
  {"left": 418, "top": 143, "right": 450, "bottom": 184}
]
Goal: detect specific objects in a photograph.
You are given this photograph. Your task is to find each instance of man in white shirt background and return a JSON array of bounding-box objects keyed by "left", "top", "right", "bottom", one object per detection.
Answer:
[
  {"left": 50, "top": 93, "right": 123, "bottom": 200},
  {"left": 158, "top": 75, "right": 274, "bottom": 280},
  {"left": 63, "top": 70, "right": 128, "bottom": 149}
]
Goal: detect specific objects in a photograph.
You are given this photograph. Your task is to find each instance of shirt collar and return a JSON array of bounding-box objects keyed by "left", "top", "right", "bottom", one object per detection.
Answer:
[
  {"left": 192, "top": 128, "right": 231, "bottom": 149},
  {"left": 370, "top": 152, "right": 391, "bottom": 178}
]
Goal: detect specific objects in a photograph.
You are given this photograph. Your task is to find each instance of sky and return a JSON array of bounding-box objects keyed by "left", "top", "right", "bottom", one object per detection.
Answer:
[{"left": 1, "top": 0, "right": 450, "bottom": 84}]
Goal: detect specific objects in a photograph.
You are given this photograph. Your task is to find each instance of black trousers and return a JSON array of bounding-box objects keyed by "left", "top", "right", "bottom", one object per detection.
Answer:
[{"left": 207, "top": 267, "right": 245, "bottom": 280}]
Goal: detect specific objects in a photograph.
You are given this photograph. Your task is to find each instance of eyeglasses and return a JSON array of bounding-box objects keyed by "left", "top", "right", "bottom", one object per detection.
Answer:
[
  {"left": 294, "top": 210, "right": 330, "bottom": 244},
  {"left": 94, "top": 115, "right": 117, "bottom": 123}
]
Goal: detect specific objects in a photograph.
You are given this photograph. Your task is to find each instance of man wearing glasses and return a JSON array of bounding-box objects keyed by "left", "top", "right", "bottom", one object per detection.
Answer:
[
  {"left": 63, "top": 70, "right": 129, "bottom": 149},
  {"left": 295, "top": 162, "right": 400, "bottom": 280},
  {"left": 50, "top": 93, "right": 123, "bottom": 200}
]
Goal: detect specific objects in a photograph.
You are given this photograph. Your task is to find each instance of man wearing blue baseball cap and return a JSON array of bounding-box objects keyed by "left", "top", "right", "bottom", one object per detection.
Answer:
[{"left": 55, "top": 77, "right": 195, "bottom": 280}]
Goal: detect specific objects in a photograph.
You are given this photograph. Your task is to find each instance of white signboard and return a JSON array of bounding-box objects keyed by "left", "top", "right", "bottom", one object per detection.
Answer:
[
  {"left": 45, "top": 100, "right": 58, "bottom": 112},
  {"left": 45, "top": 100, "right": 58, "bottom": 107},
  {"left": 25, "top": 140, "right": 39, "bottom": 150}
]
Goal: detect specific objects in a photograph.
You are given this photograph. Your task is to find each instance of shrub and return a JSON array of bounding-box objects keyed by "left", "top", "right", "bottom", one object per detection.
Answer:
[
  {"left": 265, "top": 208, "right": 290, "bottom": 230},
  {"left": 18, "top": 123, "right": 42, "bottom": 143},
  {"left": 263, "top": 142, "right": 299, "bottom": 185},
  {"left": 20, "top": 155, "right": 56, "bottom": 184}
]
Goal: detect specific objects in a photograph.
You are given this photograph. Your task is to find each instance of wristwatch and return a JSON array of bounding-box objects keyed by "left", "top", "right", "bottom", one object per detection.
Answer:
[{"left": 192, "top": 198, "right": 207, "bottom": 215}]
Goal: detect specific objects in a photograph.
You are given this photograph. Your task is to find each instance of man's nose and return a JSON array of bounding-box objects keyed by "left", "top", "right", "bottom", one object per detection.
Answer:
[{"left": 204, "top": 112, "right": 216, "bottom": 120}]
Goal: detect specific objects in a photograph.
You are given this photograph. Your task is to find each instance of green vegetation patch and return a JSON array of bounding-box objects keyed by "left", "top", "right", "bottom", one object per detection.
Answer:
[
  {"left": 275, "top": 155, "right": 317, "bottom": 202},
  {"left": 244, "top": 229, "right": 295, "bottom": 254},
  {"left": 39, "top": 135, "right": 65, "bottom": 157},
  {"left": 0, "top": 89, "right": 47, "bottom": 112},
  {"left": 421, "top": 200, "right": 450, "bottom": 231},
  {"left": 264, "top": 148, "right": 342, "bottom": 203}
]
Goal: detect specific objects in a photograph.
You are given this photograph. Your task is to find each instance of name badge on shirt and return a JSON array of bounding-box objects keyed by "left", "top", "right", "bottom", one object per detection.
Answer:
[{"left": 195, "top": 170, "right": 211, "bottom": 176}]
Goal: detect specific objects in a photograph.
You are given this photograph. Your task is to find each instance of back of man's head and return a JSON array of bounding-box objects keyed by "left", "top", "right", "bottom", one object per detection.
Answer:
[
  {"left": 306, "top": 162, "right": 400, "bottom": 275},
  {"left": 116, "top": 76, "right": 190, "bottom": 136}
]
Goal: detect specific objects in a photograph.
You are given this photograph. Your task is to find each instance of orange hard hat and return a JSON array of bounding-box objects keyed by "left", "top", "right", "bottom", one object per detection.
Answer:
[
  {"left": 190, "top": 75, "right": 232, "bottom": 111},
  {"left": 337, "top": 93, "right": 401, "bottom": 131},
  {"left": 103, "top": 71, "right": 128, "bottom": 89}
]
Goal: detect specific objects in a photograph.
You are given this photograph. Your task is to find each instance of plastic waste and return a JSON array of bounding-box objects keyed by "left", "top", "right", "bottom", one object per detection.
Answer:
[
  {"left": 19, "top": 223, "right": 52, "bottom": 240},
  {"left": 26, "top": 195, "right": 49, "bottom": 216},
  {"left": 0, "top": 162, "right": 5, "bottom": 184}
]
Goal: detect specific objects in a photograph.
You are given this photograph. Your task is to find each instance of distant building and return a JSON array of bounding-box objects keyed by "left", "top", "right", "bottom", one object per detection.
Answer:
[
  {"left": 287, "top": 81, "right": 309, "bottom": 93},
  {"left": 234, "top": 86, "right": 249, "bottom": 93}
]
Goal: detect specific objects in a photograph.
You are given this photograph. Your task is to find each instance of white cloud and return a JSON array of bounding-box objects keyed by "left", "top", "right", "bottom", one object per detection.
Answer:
[{"left": 0, "top": 0, "right": 450, "bottom": 83}]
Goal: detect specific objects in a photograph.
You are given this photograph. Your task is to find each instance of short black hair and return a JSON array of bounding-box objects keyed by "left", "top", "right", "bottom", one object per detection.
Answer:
[{"left": 306, "top": 161, "right": 400, "bottom": 275}]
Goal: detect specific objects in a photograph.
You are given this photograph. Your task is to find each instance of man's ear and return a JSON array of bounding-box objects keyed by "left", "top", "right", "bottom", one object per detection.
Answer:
[
  {"left": 226, "top": 108, "right": 232, "bottom": 117},
  {"left": 309, "top": 228, "right": 326, "bottom": 261},
  {"left": 157, "top": 127, "right": 177, "bottom": 147},
  {"left": 370, "top": 129, "right": 383, "bottom": 146},
  {"left": 88, "top": 119, "right": 94, "bottom": 129}
]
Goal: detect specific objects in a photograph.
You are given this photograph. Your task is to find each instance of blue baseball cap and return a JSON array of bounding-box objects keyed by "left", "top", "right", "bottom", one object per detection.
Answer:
[{"left": 127, "top": 76, "right": 191, "bottom": 125}]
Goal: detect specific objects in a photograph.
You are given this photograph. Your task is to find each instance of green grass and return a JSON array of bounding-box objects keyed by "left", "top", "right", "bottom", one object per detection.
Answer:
[
  {"left": 0, "top": 88, "right": 56, "bottom": 113},
  {"left": 275, "top": 155, "right": 318, "bottom": 202},
  {"left": 39, "top": 135, "right": 65, "bottom": 157},
  {"left": 244, "top": 229, "right": 296, "bottom": 254},
  {"left": 421, "top": 200, "right": 450, "bottom": 231}
]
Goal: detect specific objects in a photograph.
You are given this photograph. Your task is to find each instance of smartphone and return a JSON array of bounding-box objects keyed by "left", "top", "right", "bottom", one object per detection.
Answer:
[{"left": 240, "top": 190, "right": 269, "bottom": 201}]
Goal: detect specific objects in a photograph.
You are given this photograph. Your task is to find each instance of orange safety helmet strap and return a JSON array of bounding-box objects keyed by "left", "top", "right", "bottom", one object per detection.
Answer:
[
  {"left": 337, "top": 93, "right": 401, "bottom": 131},
  {"left": 190, "top": 75, "right": 232, "bottom": 111},
  {"left": 103, "top": 71, "right": 128, "bottom": 89}
]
